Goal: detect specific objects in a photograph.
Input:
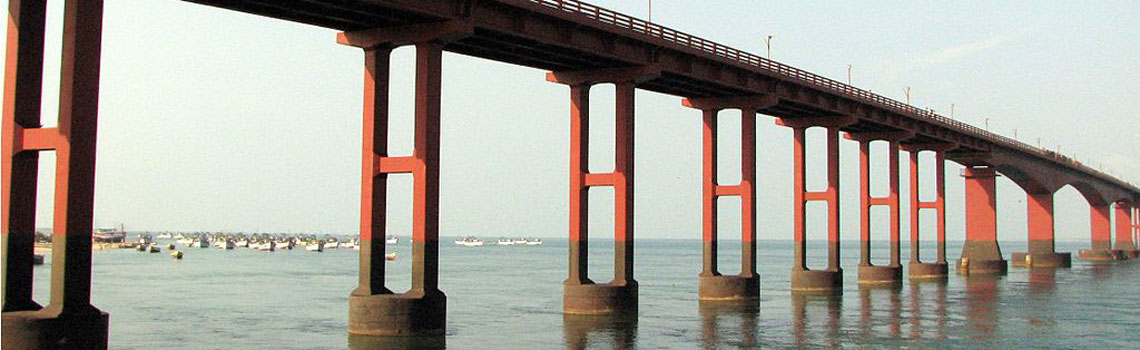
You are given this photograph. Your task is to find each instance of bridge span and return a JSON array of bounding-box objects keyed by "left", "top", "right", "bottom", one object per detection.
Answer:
[{"left": 3, "top": 0, "right": 1139, "bottom": 347}]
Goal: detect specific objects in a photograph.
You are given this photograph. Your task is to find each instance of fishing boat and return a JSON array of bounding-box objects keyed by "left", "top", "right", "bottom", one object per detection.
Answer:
[
  {"left": 170, "top": 251, "right": 183, "bottom": 260},
  {"left": 496, "top": 238, "right": 515, "bottom": 246},
  {"left": 148, "top": 245, "right": 161, "bottom": 253},
  {"left": 385, "top": 252, "right": 397, "bottom": 261},
  {"left": 385, "top": 235, "right": 398, "bottom": 244},
  {"left": 513, "top": 238, "right": 529, "bottom": 245},
  {"left": 156, "top": 232, "right": 175, "bottom": 239},
  {"left": 525, "top": 238, "right": 543, "bottom": 246},
  {"left": 215, "top": 240, "right": 234, "bottom": 250},
  {"left": 257, "top": 241, "right": 276, "bottom": 252},
  {"left": 235, "top": 240, "right": 250, "bottom": 248},
  {"left": 454, "top": 236, "right": 485, "bottom": 247},
  {"left": 93, "top": 224, "right": 127, "bottom": 243},
  {"left": 306, "top": 241, "right": 324, "bottom": 252}
]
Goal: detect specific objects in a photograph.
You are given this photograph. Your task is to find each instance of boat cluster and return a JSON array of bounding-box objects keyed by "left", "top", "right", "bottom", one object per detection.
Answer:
[
  {"left": 455, "top": 236, "right": 543, "bottom": 247},
  {"left": 132, "top": 233, "right": 400, "bottom": 260}
]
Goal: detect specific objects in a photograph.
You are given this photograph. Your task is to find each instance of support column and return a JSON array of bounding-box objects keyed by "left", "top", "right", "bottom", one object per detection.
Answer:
[
  {"left": 549, "top": 67, "right": 659, "bottom": 315},
  {"left": 346, "top": 42, "right": 447, "bottom": 337},
  {"left": 1079, "top": 203, "right": 1123, "bottom": 261},
  {"left": 778, "top": 116, "right": 852, "bottom": 295},
  {"left": 1113, "top": 201, "right": 1137, "bottom": 258},
  {"left": 957, "top": 166, "right": 1007, "bottom": 276},
  {"left": 1012, "top": 192, "right": 1071, "bottom": 267},
  {"left": 847, "top": 133, "right": 909, "bottom": 287},
  {"left": 3, "top": 1, "right": 109, "bottom": 349},
  {"left": 902, "top": 146, "right": 950, "bottom": 280}
]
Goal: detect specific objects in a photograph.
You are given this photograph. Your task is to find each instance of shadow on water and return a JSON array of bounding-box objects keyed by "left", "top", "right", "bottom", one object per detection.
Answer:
[
  {"left": 907, "top": 279, "right": 948, "bottom": 339},
  {"left": 698, "top": 300, "right": 760, "bottom": 349},
  {"left": 791, "top": 294, "right": 842, "bottom": 347},
  {"left": 562, "top": 314, "right": 638, "bottom": 350},
  {"left": 348, "top": 334, "right": 446, "bottom": 350}
]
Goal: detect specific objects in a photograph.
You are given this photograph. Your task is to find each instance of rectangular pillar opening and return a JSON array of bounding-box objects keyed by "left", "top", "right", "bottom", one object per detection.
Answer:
[
  {"left": 869, "top": 205, "right": 891, "bottom": 265},
  {"left": 716, "top": 196, "right": 742, "bottom": 275},
  {"left": 716, "top": 111, "right": 742, "bottom": 185},
  {"left": 868, "top": 141, "right": 889, "bottom": 198},
  {"left": 917, "top": 151, "right": 937, "bottom": 202},
  {"left": 915, "top": 208, "right": 938, "bottom": 262},
  {"left": 385, "top": 46, "right": 418, "bottom": 156},
  {"left": 382, "top": 173, "right": 414, "bottom": 293},
  {"left": 586, "top": 186, "right": 615, "bottom": 282},
  {"left": 586, "top": 84, "right": 616, "bottom": 173},
  {"left": 804, "top": 127, "right": 828, "bottom": 193},
  {"left": 31, "top": 151, "right": 58, "bottom": 304},
  {"left": 36, "top": 0, "right": 66, "bottom": 127},
  {"left": 805, "top": 201, "right": 830, "bottom": 269}
]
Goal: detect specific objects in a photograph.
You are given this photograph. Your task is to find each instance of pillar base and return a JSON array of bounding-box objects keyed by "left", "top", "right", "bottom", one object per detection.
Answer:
[
  {"left": 790, "top": 268, "right": 843, "bottom": 295},
  {"left": 564, "top": 282, "right": 638, "bottom": 315},
  {"left": 698, "top": 274, "right": 759, "bottom": 301},
  {"left": 956, "top": 258, "right": 1007, "bottom": 276},
  {"left": 1011, "top": 252, "right": 1072, "bottom": 268},
  {"left": 1078, "top": 249, "right": 1127, "bottom": 261},
  {"left": 907, "top": 262, "right": 948, "bottom": 281},
  {"left": 348, "top": 290, "right": 447, "bottom": 337},
  {"left": 856, "top": 265, "right": 902, "bottom": 286},
  {"left": 1, "top": 310, "right": 109, "bottom": 350},
  {"left": 1118, "top": 249, "right": 1140, "bottom": 259}
]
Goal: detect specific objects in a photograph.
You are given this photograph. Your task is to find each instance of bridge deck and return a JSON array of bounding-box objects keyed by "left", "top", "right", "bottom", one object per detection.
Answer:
[{"left": 183, "top": 0, "right": 1137, "bottom": 198}]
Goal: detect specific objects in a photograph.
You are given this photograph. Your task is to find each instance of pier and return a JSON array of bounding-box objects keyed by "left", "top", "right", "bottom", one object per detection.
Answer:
[{"left": 2, "top": 0, "right": 1139, "bottom": 348}]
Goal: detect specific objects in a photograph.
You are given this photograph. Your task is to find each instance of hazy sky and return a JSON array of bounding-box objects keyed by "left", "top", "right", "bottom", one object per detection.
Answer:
[{"left": 8, "top": 0, "right": 1139, "bottom": 243}]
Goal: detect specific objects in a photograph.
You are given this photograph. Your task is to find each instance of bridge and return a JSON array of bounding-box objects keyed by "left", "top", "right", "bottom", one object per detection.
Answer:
[{"left": 3, "top": 0, "right": 1139, "bottom": 347}]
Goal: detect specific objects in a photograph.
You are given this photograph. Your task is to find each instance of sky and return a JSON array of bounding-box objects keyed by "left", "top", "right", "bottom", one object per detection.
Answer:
[{"left": 6, "top": 0, "right": 1139, "bottom": 243}]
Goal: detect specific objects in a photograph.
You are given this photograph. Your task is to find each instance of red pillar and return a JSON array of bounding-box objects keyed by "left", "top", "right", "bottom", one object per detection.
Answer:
[
  {"left": 696, "top": 108, "right": 759, "bottom": 301},
  {"left": 3, "top": 1, "right": 110, "bottom": 349},
  {"left": 347, "top": 42, "right": 446, "bottom": 337},
  {"left": 903, "top": 146, "right": 950, "bottom": 279},
  {"left": 958, "top": 167, "right": 1007, "bottom": 275},
  {"left": 1011, "top": 190, "right": 1071, "bottom": 268},
  {"left": 850, "top": 135, "right": 903, "bottom": 285},
  {"left": 558, "top": 79, "right": 639, "bottom": 315},
  {"left": 1089, "top": 205, "right": 1111, "bottom": 250},
  {"left": 789, "top": 124, "right": 843, "bottom": 294},
  {"left": 1113, "top": 201, "right": 1137, "bottom": 257}
]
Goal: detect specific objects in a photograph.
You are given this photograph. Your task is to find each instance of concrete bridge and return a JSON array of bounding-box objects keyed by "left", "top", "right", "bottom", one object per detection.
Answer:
[{"left": 3, "top": 0, "right": 1139, "bottom": 348}]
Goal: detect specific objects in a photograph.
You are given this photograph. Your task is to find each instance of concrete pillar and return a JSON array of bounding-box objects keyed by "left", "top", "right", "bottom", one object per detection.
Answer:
[
  {"left": 1113, "top": 201, "right": 1137, "bottom": 258},
  {"left": 347, "top": 42, "right": 447, "bottom": 337},
  {"left": 957, "top": 167, "right": 1007, "bottom": 276},
  {"left": 786, "top": 121, "right": 844, "bottom": 295},
  {"left": 847, "top": 133, "right": 907, "bottom": 287},
  {"left": 1011, "top": 192, "right": 1071, "bottom": 267},
  {"left": 1079, "top": 203, "right": 1123, "bottom": 261},
  {"left": 902, "top": 146, "right": 950, "bottom": 280},
  {"left": 3, "top": 1, "right": 110, "bottom": 348},
  {"left": 548, "top": 67, "right": 656, "bottom": 315},
  {"left": 695, "top": 108, "right": 759, "bottom": 302}
]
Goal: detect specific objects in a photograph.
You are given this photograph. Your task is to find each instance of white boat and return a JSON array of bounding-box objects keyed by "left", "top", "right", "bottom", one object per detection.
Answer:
[
  {"left": 194, "top": 240, "right": 209, "bottom": 248},
  {"left": 157, "top": 232, "right": 174, "bottom": 239},
  {"left": 525, "top": 238, "right": 543, "bottom": 246},
  {"left": 497, "top": 238, "right": 515, "bottom": 246},
  {"left": 235, "top": 240, "right": 250, "bottom": 248},
  {"left": 257, "top": 241, "right": 276, "bottom": 252},
  {"left": 455, "top": 236, "right": 484, "bottom": 247},
  {"left": 385, "top": 235, "right": 398, "bottom": 244},
  {"left": 178, "top": 238, "right": 194, "bottom": 247},
  {"left": 215, "top": 240, "right": 234, "bottom": 250},
  {"left": 512, "top": 238, "right": 528, "bottom": 245},
  {"left": 306, "top": 242, "right": 324, "bottom": 252}
]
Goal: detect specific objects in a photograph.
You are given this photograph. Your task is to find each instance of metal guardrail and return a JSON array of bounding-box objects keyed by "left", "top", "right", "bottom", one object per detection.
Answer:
[{"left": 526, "top": 0, "right": 1135, "bottom": 192}]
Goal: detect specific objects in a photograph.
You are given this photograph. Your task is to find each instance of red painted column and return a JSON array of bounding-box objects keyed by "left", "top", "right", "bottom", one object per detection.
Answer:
[
  {"left": 567, "top": 84, "right": 591, "bottom": 285},
  {"left": 701, "top": 109, "right": 719, "bottom": 276},
  {"left": 1089, "top": 204, "right": 1111, "bottom": 250},
  {"left": 353, "top": 47, "right": 393, "bottom": 297},
  {"left": 854, "top": 138, "right": 902, "bottom": 284},
  {"left": 958, "top": 167, "right": 1006, "bottom": 275},
  {"left": 934, "top": 151, "right": 947, "bottom": 264},
  {"left": 790, "top": 124, "right": 843, "bottom": 294},
  {"left": 1112, "top": 201, "right": 1136, "bottom": 256},
  {"left": 739, "top": 112, "right": 757, "bottom": 278},
  {"left": 612, "top": 81, "right": 636, "bottom": 285},
  {"left": 1, "top": 0, "right": 47, "bottom": 313},
  {"left": 411, "top": 42, "right": 443, "bottom": 293},
  {"left": 905, "top": 147, "right": 950, "bottom": 279},
  {"left": 825, "top": 127, "right": 841, "bottom": 271},
  {"left": 1026, "top": 193, "right": 1055, "bottom": 254}
]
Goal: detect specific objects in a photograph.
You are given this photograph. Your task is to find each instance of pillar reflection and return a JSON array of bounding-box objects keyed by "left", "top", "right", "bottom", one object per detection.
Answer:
[
  {"left": 907, "top": 280, "right": 948, "bottom": 339},
  {"left": 348, "top": 334, "right": 446, "bottom": 350},
  {"left": 562, "top": 314, "right": 638, "bottom": 350},
  {"left": 791, "top": 295, "right": 842, "bottom": 347},
  {"left": 858, "top": 285, "right": 902, "bottom": 340},
  {"left": 963, "top": 276, "right": 1001, "bottom": 340},
  {"left": 699, "top": 300, "right": 760, "bottom": 349}
]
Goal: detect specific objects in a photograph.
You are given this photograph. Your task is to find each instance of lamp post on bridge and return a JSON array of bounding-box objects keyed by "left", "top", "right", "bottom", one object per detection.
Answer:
[
  {"left": 846, "top": 64, "right": 852, "bottom": 85},
  {"left": 765, "top": 35, "right": 774, "bottom": 60}
]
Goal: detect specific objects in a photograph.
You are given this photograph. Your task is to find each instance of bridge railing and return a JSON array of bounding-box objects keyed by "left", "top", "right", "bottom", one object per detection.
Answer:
[{"left": 530, "top": 0, "right": 1134, "bottom": 191}]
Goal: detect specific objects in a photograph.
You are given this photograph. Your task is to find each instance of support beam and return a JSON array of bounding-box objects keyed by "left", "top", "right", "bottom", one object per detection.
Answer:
[
  {"left": 902, "top": 146, "right": 949, "bottom": 280},
  {"left": 849, "top": 134, "right": 902, "bottom": 287},
  {"left": 348, "top": 42, "right": 447, "bottom": 337},
  {"left": 957, "top": 167, "right": 1007, "bottom": 276},
  {"left": 1011, "top": 192, "right": 1071, "bottom": 268},
  {"left": 691, "top": 106, "right": 759, "bottom": 303},
  {"left": 554, "top": 71, "right": 640, "bottom": 315},
  {"left": 4, "top": 1, "right": 110, "bottom": 349},
  {"left": 786, "top": 122, "right": 842, "bottom": 295}
]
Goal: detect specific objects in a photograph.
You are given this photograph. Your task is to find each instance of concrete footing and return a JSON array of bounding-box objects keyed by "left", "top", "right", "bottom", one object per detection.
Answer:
[
  {"left": 1011, "top": 252, "right": 1072, "bottom": 268},
  {"left": 1, "top": 310, "right": 109, "bottom": 350},
  {"left": 698, "top": 275, "right": 759, "bottom": 301},
  {"left": 1078, "top": 249, "right": 1127, "bottom": 261},
  {"left": 856, "top": 265, "right": 902, "bottom": 286},
  {"left": 348, "top": 290, "right": 447, "bottom": 336},
  {"left": 790, "top": 268, "right": 843, "bottom": 295},
  {"left": 1120, "top": 249, "right": 1140, "bottom": 259},
  {"left": 564, "top": 282, "right": 638, "bottom": 315},
  {"left": 907, "top": 262, "right": 948, "bottom": 281},
  {"left": 956, "top": 258, "right": 1007, "bottom": 276}
]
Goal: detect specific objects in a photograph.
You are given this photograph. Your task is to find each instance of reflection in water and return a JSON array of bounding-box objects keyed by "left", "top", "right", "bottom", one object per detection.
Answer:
[
  {"left": 858, "top": 285, "right": 902, "bottom": 339},
  {"left": 1027, "top": 267, "right": 1058, "bottom": 295},
  {"left": 699, "top": 301, "right": 760, "bottom": 349},
  {"left": 791, "top": 295, "right": 842, "bottom": 348},
  {"left": 963, "top": 276, "right": 1001, "bottom": 340},
  {"left": 908, "top": 280, "right": 948, "bottom": 339},
  {"left": 563, "top": 314, "right": 638, "bottom": 350},
  {"left": 348, "top": 334, "right": 446, "bottom": 350}
]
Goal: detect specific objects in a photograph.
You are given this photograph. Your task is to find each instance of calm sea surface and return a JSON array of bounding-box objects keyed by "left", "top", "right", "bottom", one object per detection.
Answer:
[{"left": 28, "top": 238, "right": 1140, "bottom": 349}]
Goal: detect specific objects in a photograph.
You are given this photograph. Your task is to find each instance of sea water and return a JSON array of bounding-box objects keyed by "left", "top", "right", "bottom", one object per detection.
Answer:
[{"left": 27, "top": 239, "right": 1140, "bottom": 349}]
